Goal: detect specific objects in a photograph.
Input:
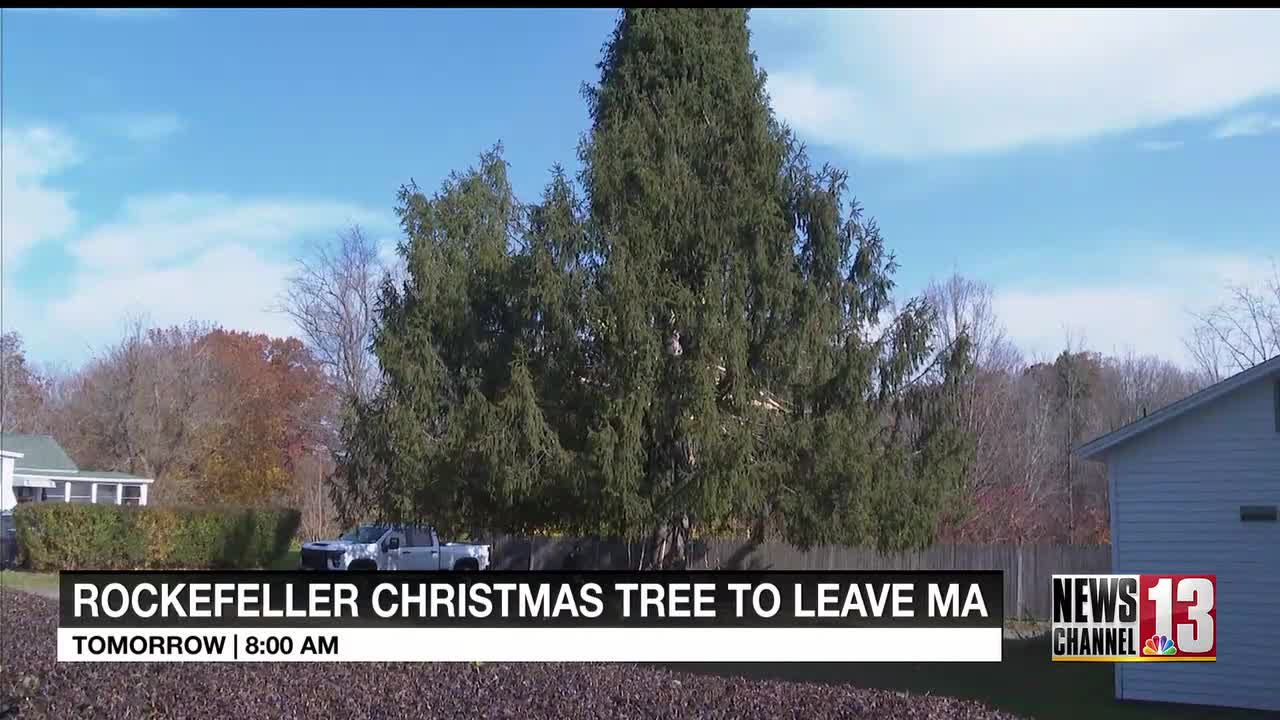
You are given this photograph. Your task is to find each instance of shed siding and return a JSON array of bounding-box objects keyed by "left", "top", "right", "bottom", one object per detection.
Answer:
[{"left": 1109, "top": 377, "right": 1280, "bottom": 712}]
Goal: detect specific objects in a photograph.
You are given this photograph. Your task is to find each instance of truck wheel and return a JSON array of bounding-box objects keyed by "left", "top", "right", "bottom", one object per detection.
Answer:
[{"left": 453, "top": 559, "right": 479, "bottom": 572}]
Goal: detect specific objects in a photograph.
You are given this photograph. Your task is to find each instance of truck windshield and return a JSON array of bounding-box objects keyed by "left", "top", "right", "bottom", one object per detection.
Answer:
[{"left": 338, "top": 525, "right": 387, "bottom": 543}]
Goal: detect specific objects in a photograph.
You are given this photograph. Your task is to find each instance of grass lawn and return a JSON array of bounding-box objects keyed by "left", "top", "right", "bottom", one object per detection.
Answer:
[
  {"left": 0, "top": 545, "right": 299, "bottom": 592},
  {"left": 0, "top": 569, "right": 60, "bottom": 597},
  {"left": 660, "top": 635, "right": 1277, "bottom": 720}
]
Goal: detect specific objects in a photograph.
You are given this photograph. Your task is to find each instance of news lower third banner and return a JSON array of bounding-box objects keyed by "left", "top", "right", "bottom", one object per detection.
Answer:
[{"left": 57, "top": 571, "right": 1003, "bottom": 663}]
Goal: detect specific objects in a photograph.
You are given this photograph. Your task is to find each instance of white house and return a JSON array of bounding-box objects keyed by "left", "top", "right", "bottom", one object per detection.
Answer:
[
  {"left": 1076, "top": 355, "right": 1280, "bottom": 713},
  {"left": 1, "top": 448, "right": 22, "bottom": 511},
  {"left": 0, "top": 434, "right": 152, "bottom": 513}
]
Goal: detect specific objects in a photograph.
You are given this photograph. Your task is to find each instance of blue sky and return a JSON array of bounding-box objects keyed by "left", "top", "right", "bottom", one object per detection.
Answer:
[{"left": 4, "top": 8, "right": 1279, "bottom": 369}]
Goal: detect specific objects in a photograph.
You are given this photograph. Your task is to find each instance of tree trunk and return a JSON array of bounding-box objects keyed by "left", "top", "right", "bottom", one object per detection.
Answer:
[
  {"left": 670, "top": 513, "right": 688, "bottom": 570},
  {"left": 644, "top": 513, "right": 691, "bottom": 570}
]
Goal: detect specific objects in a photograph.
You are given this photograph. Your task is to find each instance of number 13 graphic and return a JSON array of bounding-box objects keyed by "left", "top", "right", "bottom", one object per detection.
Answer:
[{"left": 1147, "top": 576, "right": 1215, "bottom": 655}]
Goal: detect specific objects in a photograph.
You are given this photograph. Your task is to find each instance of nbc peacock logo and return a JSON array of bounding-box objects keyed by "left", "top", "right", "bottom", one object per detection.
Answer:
[{"left": 1143, "top": 634, "right": 1177, "bottom": 656}]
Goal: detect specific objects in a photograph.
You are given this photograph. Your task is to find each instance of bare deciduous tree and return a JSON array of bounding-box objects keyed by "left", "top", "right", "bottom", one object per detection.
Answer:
[
  {"left": 1099, "top": 351, "right": 1205, "bottom": 432},
  {"left": 278, "top": 226, "right": 391, "bottom": 533},
  {"left": 1187, "top": 260, "right": 1280, "bottom": 380},
  {"left": 281, "top": 226, "right": 385, "bottom": 409},
  {"left": 61, "top": 317, "right": 218, "bottom": 503},
  {"left": 924, "top": 280, "right": 1213, "bottom": 545},
  {"left": 926, "top": 275, "right": 1028, "bottom": 537},
  {"left": 1, "top": 332, "right": 50, "bottom": 433},
  {"left": 926, "top": 274, "right": 1019, "bottom": 373}
]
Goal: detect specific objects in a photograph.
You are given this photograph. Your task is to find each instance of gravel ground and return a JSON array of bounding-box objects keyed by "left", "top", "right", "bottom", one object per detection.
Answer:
[{"left": 0, "top": 588, "right": 1021, "bottom": 720}]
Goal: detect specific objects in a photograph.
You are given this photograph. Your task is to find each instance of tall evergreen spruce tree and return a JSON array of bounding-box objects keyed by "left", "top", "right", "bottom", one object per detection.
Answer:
[{"left": 339, "top": 9, "right": 972, "bottom": 559}]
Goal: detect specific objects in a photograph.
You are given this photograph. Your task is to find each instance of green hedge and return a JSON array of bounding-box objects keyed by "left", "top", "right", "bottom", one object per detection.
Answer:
[{"left": 13, "top": 503, "right": 300, "bottom": 571}]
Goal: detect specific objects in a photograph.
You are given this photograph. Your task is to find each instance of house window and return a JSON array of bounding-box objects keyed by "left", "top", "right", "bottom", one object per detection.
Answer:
[
  {"left": 1241, "top": 505, "right": 1278, "bottom": 522},
  {"left": 91, "top": 484, "right": 117, "bottom": 502},
  {"left": 13, "top": 487, "right": 39, "bottom": 504},
  {"left": 122, "top": 485, "right": 143, "bottom": 506},
  {"left": 67, "top": 481, "right": 94, "bottom": 504}
]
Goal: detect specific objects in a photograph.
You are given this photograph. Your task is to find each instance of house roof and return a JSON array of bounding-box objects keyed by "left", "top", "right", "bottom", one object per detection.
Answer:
[
  {"left": 0, "top": 433, "right": 79, "bottom": 472},
  {"left": 1075, "top": 354, "right": 1280, "bottom": 461},
  {"left": 0, "top": 433, "right": 153, "bottom": 482},
  {"left": 76, "top": 470, "right": 150, "bottom": 481},
  {"left": 14, "top": 469, "right": 153, "bottom": 483}
]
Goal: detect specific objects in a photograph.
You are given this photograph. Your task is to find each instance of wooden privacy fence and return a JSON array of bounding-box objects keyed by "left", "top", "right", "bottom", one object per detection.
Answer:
[{"left": 482, "top": 534, "right": 1111, "bottom": 620}]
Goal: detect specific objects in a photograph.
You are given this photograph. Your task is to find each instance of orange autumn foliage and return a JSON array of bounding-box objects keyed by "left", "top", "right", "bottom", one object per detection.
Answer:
[{"left": 194, "top": 330, "right": 330, "bottom": 505}]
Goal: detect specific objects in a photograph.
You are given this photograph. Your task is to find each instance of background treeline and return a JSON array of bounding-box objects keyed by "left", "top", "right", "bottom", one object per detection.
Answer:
[
  {"left": 11, "top": 261, "right": 1274, "bottom": 547},
  {"left": 5, "top": 9, "right": 1277, "bottom": 557},
  {"left": 2, "top": 324, "right": 337, "bottom": 539}
]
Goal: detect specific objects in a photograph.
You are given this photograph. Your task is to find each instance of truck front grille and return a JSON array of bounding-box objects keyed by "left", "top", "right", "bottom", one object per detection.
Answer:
[{"left": 300, "top": 548, "right": 330, "bottom": 570}]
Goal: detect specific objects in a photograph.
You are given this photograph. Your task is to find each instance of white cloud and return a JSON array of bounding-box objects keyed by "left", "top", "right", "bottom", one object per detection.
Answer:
[
  {"left": 44, "top": 193, "right": 394, "bottom": 356},
  {"left": 991, "top": 250, "right": 1271, "bottom": 366},
  {"left": 1211, "top": 112, "right": 1280, "bottom": 139},
  {"left": 105, "top": 112, "right": 185, "bottom": 142},
  {"left": 1136, "top": 139, "right": 1183, "bottom": 152},
  {"left": 1, "top": 126, "right": 78, "bottom": 271},
  {"left": 72, "top": 193, "right": 386, "bottom": 270},
  {"left": 995, "top": 287, "right": 1191, "bottom": 365},
  {"left": 753, "top": 9, "right": 1280, "bottom": 158},
  {"left": 48, "top": 244, "right": 299, "bottom": 346},
  {"left": 3, "top": 126, "right": 392, "bottom": 362}
]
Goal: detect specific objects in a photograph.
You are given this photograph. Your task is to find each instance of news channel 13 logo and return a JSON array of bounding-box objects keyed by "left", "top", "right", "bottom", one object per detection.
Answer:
[{"left": 1051, "top": 574, "right": 1216, "bottom": 662}]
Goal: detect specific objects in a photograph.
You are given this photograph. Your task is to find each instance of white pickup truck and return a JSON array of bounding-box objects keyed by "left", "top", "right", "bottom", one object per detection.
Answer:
[{"left": 299, "top": 523, "right": 491, "bottom": 572}]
